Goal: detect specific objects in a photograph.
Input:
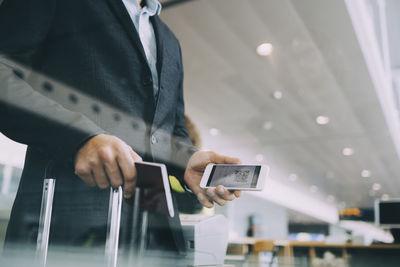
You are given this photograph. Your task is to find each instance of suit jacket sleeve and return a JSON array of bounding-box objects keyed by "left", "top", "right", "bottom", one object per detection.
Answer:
[
  {"left": 168, "top": 44, "right": 198, "bottom": 186},
  {"left": 0, "top": 0, "right": 105, "bottom": 161}
]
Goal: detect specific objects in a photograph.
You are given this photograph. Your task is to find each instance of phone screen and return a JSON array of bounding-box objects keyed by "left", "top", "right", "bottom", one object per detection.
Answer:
[{"left": 206, "top": 165, "right": 261, "bottom": 188}]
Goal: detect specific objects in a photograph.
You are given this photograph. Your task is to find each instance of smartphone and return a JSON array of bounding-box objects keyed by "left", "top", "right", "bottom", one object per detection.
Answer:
[
  {"left": 135, "top": 161, "right": 175, "bottom": 217},
  {"left": 200, "top": 164, "right": 269, "bottom": 191}
]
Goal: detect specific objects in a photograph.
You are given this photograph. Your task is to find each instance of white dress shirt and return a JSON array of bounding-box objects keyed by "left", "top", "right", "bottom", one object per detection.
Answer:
[{"left": 122, "top": 0, "right": 162, "bottom": 98}]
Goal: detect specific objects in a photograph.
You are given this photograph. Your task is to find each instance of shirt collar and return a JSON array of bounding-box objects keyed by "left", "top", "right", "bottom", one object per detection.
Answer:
[
  {"left": 127, "top": 0, "right": 161, "bottom": 16},
  {"left": 142, "top": 0, "right": 162, "bottom": 16}
]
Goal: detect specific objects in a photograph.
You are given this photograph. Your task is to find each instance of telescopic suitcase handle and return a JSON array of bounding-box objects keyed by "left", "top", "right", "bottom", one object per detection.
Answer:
[
  {"left": 36, "top": 176, "right": 123, "bottom": 267},
  {"left": 105, "top": 186, "right": 123, "bottom": 267},
  {"left": 36, "top": 178, "right": 56, "bottom": 267}
]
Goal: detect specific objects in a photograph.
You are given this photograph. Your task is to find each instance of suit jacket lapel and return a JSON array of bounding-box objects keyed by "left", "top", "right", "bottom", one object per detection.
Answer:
[
  {"left": 106, "top": 0, "right": 148, "bottom": 64},
  {"left": 150, "top": 15, "right": 166, "bottom": 124},
  {"left": 151, "top": 15, "right": 165, "bottom": 85}
]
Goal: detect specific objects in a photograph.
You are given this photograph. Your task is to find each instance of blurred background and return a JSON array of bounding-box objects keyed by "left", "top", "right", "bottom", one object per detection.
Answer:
[{"left": 1, "top": 0, "right": 400, "bottom": 266}]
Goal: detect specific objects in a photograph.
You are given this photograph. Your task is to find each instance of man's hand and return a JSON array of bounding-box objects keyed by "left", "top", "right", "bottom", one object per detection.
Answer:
[
  {"left": 74, "top": 134, "right": 142, "bottom": 198},
  {"left": 184, "top": 151, "right": 242, "bottom": 208}
]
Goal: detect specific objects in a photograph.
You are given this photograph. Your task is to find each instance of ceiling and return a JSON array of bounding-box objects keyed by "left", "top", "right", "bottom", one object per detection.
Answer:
[
  {"left": 159, "top": 0, "right": 400, "bottom": 209},
  {"left": 387, "top": 0, "right": 400, "bottom": 69}
]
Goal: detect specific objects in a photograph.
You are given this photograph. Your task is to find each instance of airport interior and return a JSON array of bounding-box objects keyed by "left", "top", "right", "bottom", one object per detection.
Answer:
[{"left": 1, "top": 0, "right": 400, "bottom": 266}]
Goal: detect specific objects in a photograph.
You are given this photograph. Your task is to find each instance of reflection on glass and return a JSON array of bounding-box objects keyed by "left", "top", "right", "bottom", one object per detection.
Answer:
[
  {"left": 136, "top": 163, "right": 170, "bottom": 217},
  {"left": 9, "top": 167, "right": 22, "bottom": 194},
  {"left": 0, "top": 164, "right": 4, "bottom": 193}
]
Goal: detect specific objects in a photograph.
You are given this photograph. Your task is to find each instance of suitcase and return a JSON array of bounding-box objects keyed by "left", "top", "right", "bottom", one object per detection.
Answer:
[
  {"left": 35, "top": 178, "right": 123, "bottom": 267},
  {"left": 34, "top": 162, "right": 188, "bottom": 267}
]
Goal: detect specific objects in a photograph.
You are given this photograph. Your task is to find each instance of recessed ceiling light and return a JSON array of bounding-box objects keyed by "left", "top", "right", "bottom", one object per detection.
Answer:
[
  {"left": 209, "top": 128, "right": 220, "bottom": 136},
  {"left": 289, "top": 173, "right": 298, "bottom": 182},
  {"left": 342, "top": 147, "right": 355, "bottom": 156},
  {"left": 272, "top": 90, "right": 283, "bottom": 100},
  {"left": 361, "top": 170, "right": 372, "bottom": 178},
  {"left": 316, "top": 115, "right": 330, "bottom": 125},
  {"left": 310, "top": 185, "right": 318, "bottom": 193},
  {"left": 381, "top": 194, "right": 390, "bottom": 201},
  {"left": 327, "top": 195, "right": 335, "bottom": 202},
  {"left": 256, "top": 43, "right": 273, "bottom": 56},
  {"left": 372, "top": 183, "right": 382, "bottom": 191},
  {"left": 255, "top": 154, "right": 264, "bottom": 162},
  {"left": 263, "top": 121, "right": 273, "bottom": 130}
]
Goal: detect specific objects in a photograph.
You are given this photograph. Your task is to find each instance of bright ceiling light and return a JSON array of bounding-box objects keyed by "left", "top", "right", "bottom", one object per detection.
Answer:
[
  {"left": 361, "top": 169, "right": 372, "bottom": 178},
  {"left": 342, "top": 147, "right": 355, "bottom": 156},
  {"left": 263, "top": 121, "right": 273, "bottom": 130},
  {"left": 272, "top": 90, "right": 283, "bottom": 100},
  {"left": 372, "top": 183, "right": 382, "bottom": 191},
  {"left": 310, "top": 185, "right": 318, "bottom": 193},
  {"left": 381, "top": 194, "right": 390, "bottom": 201},
  {"left": 209, "top": 128, "right": 220, "bottom": 136},
  {"left": 289, "top": 173, "right": 298, "bottom": 182},
  {"left": 255, "top": 154, "right": 264, "bottom": 162},
  {"left": 316, "top": 115, "right": 330, "bottom": 125},
  {"left": 256, "top": 43, "right": 273, "bottom": 56}
]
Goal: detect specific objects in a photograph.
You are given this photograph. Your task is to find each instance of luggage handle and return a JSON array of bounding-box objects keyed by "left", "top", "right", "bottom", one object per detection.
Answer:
[
  {"left": 36, "top": 178, "right": 123, "bottom": 267},
  {"left": 105, "top": 186, "right": 123, "bottom": 267},
  {"left": 36, "top": 178, "right": 56, "bottom": 267}
]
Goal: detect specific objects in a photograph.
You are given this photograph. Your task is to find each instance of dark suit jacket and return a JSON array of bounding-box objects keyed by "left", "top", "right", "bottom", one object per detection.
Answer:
[{"left": 0, "top": 0, "right": 196, "bottom": 248}]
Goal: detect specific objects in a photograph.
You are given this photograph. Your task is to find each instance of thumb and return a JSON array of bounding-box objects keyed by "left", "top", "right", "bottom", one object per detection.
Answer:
[{"left": 185, "top": 177, "right": 214, "bottom": 208}]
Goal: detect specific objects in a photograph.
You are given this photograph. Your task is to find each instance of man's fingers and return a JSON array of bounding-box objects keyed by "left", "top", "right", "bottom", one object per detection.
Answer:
[
  {"left": 215, "top": 185, "right": 236, "bottom": 201},
  {"left": 74, "top": 135, "right": 143, "bottom": 194},
  {"left": 121, "top": 147, "right": 143, "bottom": 198},
  {"left": 116, "top": 147, "right": 135, "bottom": 180},
  {"left": 75, "top": 168, "right": 96, "bottom": 187},
  {"left": 104, "top": 160, "right": 123, "bottom": 189},
  {"left": 197, "top": 192, "right": 214, "bottom": 208},
  {"left": 224, "top": 156, "right": 241, "bottom": 164},
  {"left": 185, "top": 178, "right": 203, "bottom": 196},
  {"left": 184, "top": 151, "right": 242, "bottom": 208},
  {"left": 206, "top": 188, "right": 227, "bottom": 206},
  {"left": 207, "top": 152, "right": 226, "bottom": 165},
  {"left": 98, "top": 146, "right": 123, "bottom": 188},
  {"left": 220, "top": 154, "right": 241, "bottom": 164},
  {"left": 92, "top": 166, "right": 110, "bottom": 189},
  {"left": 123, "top": 179, "right": 136, "bottom": 199},
  {"left": 75, "top": 162, "right": 96, "bottom": 187},
  {"left": 207, "top": 151, "right": 241, "bottom": 165},
  {"left": 233, "top": 190, "right": 242, "bottom": 198},
  {"left": 118, "top": 148, "right": 138, "bottom": 198},
  {"left": 129, "top": 148, "right": 143, "bottom": 162}
]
